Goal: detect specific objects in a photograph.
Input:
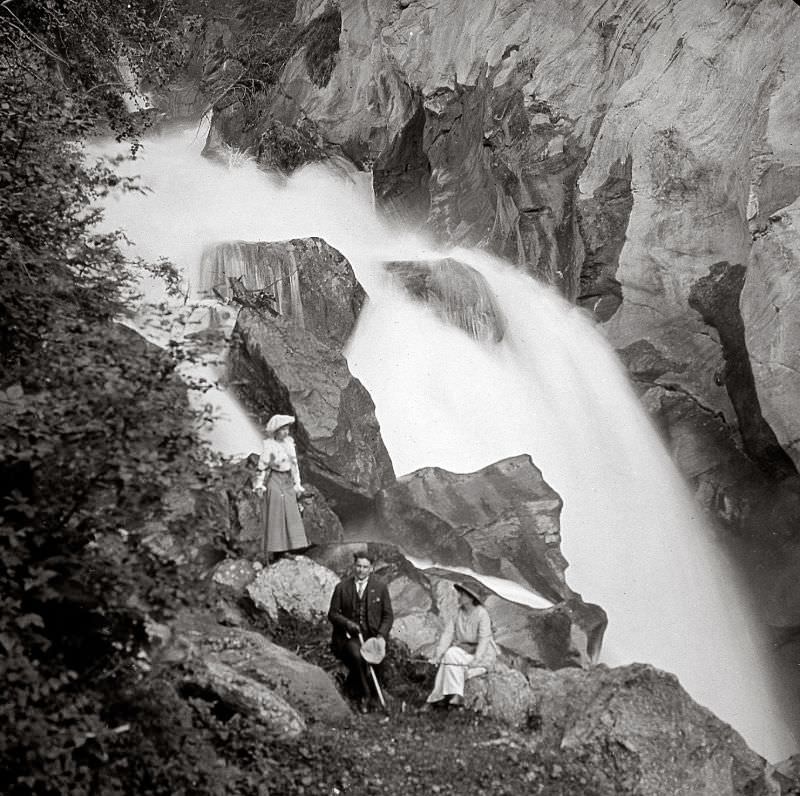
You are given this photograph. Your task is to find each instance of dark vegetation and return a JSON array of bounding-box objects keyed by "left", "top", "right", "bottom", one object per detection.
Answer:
[
  {"left": 0, "top": 3, "right": 534, "bottom": 793},
  {"left": 0, "top": 1, "right": 232, "bottom": 791},
  {"left": 200, "top": 0, "right": 340, "bottom": 124}
]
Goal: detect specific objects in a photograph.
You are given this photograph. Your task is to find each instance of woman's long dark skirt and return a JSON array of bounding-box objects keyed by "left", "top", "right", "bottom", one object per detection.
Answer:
[{"left": 262, "top": 470, "right": 308, "bottom": 555}]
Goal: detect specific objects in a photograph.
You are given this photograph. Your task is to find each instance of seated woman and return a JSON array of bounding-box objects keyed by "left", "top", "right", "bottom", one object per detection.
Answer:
[{"left": 424, "top": 581, "right": 497, "bottom": 709}]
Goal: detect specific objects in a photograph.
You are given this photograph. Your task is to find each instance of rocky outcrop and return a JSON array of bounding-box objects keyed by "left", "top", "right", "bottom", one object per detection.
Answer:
[
  {"left": 193, "top": 659, "right": 307, "bottom": 739},
  {"left": 743, "top": 199, "right": 800, "bottom": 472},
  {"left": 688, "top": 261, "right": 797, "bottom": 483},
  {"left": 221, "top": 238, "right": 395, "bottom": 514},
  {"left": 374, "top": 455, "right": 569, "bottom": 603},
  {"left": 173, "top": 611, "right": 352, "bottom": 727},
  {"left": 466, "top": 663, "right": 777, "bottom": 795},
  {"left": 200, "top": 237, "right": 364, "bottom": 349},
  {"left": 196, "top": 0, "right": 800, "bottom": 546}
]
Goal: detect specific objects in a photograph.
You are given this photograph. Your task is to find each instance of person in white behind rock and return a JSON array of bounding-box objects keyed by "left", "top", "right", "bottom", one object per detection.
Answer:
[
  {"left": 424, "top": 581, "right": 497, "bottom": 709},
  {"left": 253, "top": 414, "right": 308, "bottom": 562}
]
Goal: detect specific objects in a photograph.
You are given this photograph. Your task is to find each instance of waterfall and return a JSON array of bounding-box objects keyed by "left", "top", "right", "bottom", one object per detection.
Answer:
[{"left": 94, "top": 127, "right": 797, "bottom": 761}]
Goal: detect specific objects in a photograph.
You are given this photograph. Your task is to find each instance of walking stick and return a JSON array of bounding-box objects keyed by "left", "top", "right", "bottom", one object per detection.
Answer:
[{"left": 359, "top": 633, "right": 388, "bottom": 714}]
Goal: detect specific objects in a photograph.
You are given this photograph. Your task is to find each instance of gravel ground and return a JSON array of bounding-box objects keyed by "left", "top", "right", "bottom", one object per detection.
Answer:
[
  {"left": 261, "top": 705, "right": 550, "bottom": 796},
  {"left": 255, "top": 615, "right": 555, "bottom": 796}
]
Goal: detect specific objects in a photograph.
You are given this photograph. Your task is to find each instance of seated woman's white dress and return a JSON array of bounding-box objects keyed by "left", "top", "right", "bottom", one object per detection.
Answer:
[{"left": 426, "top": 603, "right": 497, "bottom": 703}]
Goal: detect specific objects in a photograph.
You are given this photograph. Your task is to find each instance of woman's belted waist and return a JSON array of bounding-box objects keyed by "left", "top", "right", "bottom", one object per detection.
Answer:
[{"left": 455, "top": 641, "right": 477, "bottom": 653}]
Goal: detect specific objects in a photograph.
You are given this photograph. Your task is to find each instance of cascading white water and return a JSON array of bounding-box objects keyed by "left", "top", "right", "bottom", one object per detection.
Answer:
[{"left": 95, "top": 126, "right": 797, "bottom": 761}]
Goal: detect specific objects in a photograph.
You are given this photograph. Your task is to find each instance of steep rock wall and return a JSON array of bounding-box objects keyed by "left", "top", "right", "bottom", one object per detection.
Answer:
[{"left": 201, "top": 0, "right": 800, "bottom": 542}]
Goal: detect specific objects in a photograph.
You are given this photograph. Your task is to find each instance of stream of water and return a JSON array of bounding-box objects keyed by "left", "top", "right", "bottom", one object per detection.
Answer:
[{"left": 96, "top": 125, "right": 797, "bottom": 761}]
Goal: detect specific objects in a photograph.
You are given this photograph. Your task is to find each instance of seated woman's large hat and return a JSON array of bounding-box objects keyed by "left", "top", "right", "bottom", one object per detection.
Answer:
[{"left": 454, "top": 581, "right": 486, "bottom": 606}]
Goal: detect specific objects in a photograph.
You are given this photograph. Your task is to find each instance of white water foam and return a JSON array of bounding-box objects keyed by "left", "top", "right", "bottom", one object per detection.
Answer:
[{"left": 94, "top": 126, "right": 797, "bottom": 761}]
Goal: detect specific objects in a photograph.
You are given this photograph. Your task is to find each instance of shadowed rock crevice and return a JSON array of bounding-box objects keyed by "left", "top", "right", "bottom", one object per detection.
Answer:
[
  {"left": 688, "top": 261, "right": 798, "bottom": 482},
  {"left": 576, "top": 154, "right": 633, "bottom": 321},
  {"left": 423, "top": 77, "right": 497, "bottom": 250},
  {"left": 373, "top": 97, "right": 431, "bottom": 227}
]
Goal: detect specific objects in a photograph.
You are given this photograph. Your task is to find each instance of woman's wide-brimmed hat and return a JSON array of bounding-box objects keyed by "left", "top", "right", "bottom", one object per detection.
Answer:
[
  {"left": 360, "top": 636, "right": 386, "bottom": 665},
  {"left": 266, "top": 414, "right": 295, "bottom": 436},
  {"left": 454, "top": 581, "right": 486, "bottom": 606}
]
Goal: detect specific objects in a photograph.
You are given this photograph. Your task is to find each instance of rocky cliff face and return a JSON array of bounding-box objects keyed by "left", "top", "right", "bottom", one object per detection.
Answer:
[{"left": 198, "top": 0, "right": 800, "bottom": 544}]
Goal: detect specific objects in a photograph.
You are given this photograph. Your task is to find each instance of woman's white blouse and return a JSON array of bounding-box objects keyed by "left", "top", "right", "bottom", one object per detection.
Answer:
[{"left": 255, "top": 436, "right": 303, "bottom": 491}]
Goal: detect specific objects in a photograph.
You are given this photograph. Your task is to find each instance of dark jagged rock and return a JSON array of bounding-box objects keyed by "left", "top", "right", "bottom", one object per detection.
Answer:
[
  {"left": 576, "top": 155, "right": 632, "bottom": 321},
  {"left": 207, "top": 237, "right": 394, "bottom": 515},
  {"left": 373, "top": 455, "right": 570, "bottom": 603},
  {"left": 231, "top": 308, "right": 394, "bottom": 514},
  {"left": 385, "top": 257, "right": 505, "bottom": 341}
]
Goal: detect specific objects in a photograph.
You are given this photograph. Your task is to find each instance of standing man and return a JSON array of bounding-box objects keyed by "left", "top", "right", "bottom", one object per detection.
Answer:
[{"left": 328, "top": 551, "right": 393, "bottom": 713}]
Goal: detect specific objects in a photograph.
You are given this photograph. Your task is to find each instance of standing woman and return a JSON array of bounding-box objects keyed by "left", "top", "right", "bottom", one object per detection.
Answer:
[
  {"left": 424, "top": 582, "right": 497, "bottom": 709},
  {"left": 254, "top": 414, "right": 309, "bottom": 562}
]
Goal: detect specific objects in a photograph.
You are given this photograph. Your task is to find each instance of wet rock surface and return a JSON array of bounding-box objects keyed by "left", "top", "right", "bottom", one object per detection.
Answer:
[
  {"left": 385, "top": 258, "right": 506, "bottom": 341},
  {"left": 374, "top": 455, "right": 570, "bottom": 603}
]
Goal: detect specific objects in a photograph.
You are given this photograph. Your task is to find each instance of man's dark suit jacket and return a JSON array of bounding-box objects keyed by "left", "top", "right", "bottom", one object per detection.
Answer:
[{"left": 328, "top": 575, "right": 393, "bottom": 651}]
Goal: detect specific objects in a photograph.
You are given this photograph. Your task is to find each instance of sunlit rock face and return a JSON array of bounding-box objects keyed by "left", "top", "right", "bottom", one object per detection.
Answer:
[
  {"left": 743, "top": 199, "right": 800, "bottom": 472},
  {"left": 385, "top": 258, "right": 505, "bottom": 341}
]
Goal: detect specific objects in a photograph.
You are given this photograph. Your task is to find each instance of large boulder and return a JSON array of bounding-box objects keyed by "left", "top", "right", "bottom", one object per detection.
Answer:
[
  {"left": 194, "top": 659, "right": 306, "bottom": 740},
  {"left": 217, "top": 238, "right": 394, "bottom": 514},
  {"left": 385, "top": 258, "right": 506, "bottom": 342},
  {"left": 173, "top": 611, "right": 352, "bottom": 726},
  {"left": 199, "top": 237, "right": 364, "bottom": 349},
  {"left": 246, "top": 555, "right": 341, "bottom": 623},
  {"left": 466, "top": 663, "right": 777, "bottom": 795},
  {"left": 374, "top": 455, "right": 569, "bottom": 603}
]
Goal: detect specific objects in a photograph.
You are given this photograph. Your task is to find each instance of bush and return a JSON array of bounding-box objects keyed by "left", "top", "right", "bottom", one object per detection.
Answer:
[{"left": 0, "top": 3, "right": 236, "bottom": 792}]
